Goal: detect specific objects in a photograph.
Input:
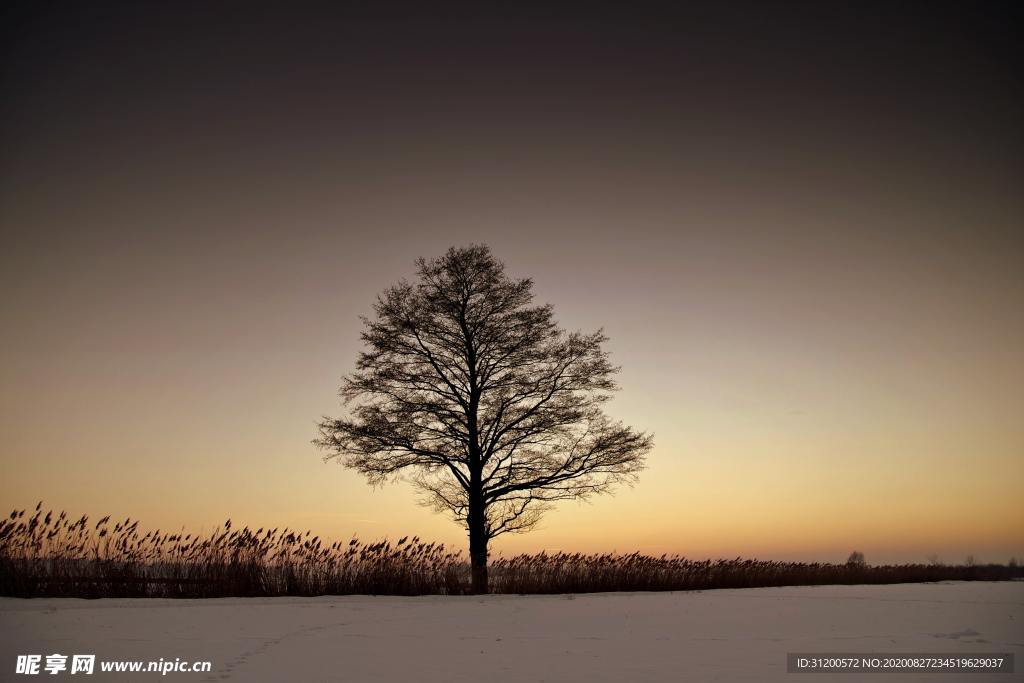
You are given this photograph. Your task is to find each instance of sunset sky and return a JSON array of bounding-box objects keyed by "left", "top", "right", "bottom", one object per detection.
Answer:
[{"left": 1, "top": 3, "right": 1021, "bottom": 564}]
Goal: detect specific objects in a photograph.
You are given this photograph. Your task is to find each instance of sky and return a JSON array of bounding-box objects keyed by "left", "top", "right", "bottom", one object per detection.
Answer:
[{"left": 1, "top": 2, "right": 1021, "bottom": 564}]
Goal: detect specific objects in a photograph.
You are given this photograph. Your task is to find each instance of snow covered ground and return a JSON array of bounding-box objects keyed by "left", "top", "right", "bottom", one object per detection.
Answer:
[{"left": 1, "top": 581, "right": 1020, "bottom": 682}]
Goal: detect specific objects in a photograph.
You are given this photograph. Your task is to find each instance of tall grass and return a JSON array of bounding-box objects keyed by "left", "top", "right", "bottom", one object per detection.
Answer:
[
  {"left": 2, "top": 504, "right": 1020, "bottom": 598},
  {"left": 489, "top": 552, "right": 1021, "bottom": 593},
  {"left": 0, "top": 504, "right": 463, "bottom": 598}
]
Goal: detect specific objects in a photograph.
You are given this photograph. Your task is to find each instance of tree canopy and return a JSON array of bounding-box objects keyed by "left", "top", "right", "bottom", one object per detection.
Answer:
[{"left": 316, "top": 245, "right": 652, "bottom": 591}]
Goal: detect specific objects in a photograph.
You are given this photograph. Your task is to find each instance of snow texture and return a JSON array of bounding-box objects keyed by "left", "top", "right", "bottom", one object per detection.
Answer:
[{"left": 1, "top": 581, "right": 1021, "bottom": 681}]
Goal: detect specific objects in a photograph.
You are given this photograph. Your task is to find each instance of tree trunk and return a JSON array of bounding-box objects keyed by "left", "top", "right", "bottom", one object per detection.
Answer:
[
  {"left": 468, "top": 490, "right": 488, "bottom": 594},
  {"left": 469, "top": 533, "right": 488, "bottom": 595}
]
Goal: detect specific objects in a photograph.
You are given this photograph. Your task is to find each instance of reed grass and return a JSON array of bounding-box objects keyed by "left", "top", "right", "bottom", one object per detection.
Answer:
[
  {"left": 2, "top": 504, "right": 1019, "bottom": 598},
  {"left": 489, "top": 552, "right": 1021, "bottom": 593},
  {"left": 0, "top": 504, "right": 463, "bottom": 598}
]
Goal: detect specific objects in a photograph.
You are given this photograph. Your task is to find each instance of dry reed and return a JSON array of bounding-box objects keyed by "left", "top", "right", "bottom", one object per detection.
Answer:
[{"left": 2, "top": 504, "right": 1019, "bottom": 598}]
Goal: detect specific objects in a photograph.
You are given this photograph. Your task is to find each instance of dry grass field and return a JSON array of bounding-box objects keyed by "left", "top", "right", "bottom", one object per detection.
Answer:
[{"left": 2, "top": 505, "right": 1020, "bottom": 598}]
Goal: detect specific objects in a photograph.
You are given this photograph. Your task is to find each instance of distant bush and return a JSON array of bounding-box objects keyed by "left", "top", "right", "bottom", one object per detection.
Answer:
[
  {"left": 846, "top": 550, "right": 866, "bottom": 567},
  {"left": 3, "top": 504, "right": 1021, "bottom": 598}
]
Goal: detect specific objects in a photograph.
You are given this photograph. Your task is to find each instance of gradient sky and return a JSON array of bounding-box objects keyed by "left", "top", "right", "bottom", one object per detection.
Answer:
[{"left": 1, "top": 3, "right": 1021, "bottom": 564}]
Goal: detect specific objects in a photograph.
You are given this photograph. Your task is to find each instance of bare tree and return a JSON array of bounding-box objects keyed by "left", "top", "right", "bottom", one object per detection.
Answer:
[{"left": 315, "top": 245, "right": 652, "bottom": 593}]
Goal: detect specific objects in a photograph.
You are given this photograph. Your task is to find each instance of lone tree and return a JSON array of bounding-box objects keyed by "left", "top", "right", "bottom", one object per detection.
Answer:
[{"left": 315, "top": 245, "right": 652, "bottom": 593}]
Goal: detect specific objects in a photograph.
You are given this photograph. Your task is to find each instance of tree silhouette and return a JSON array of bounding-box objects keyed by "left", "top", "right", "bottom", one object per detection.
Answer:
[{"left": 315, "top": 245, "right": 652, "bottom": 593}]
